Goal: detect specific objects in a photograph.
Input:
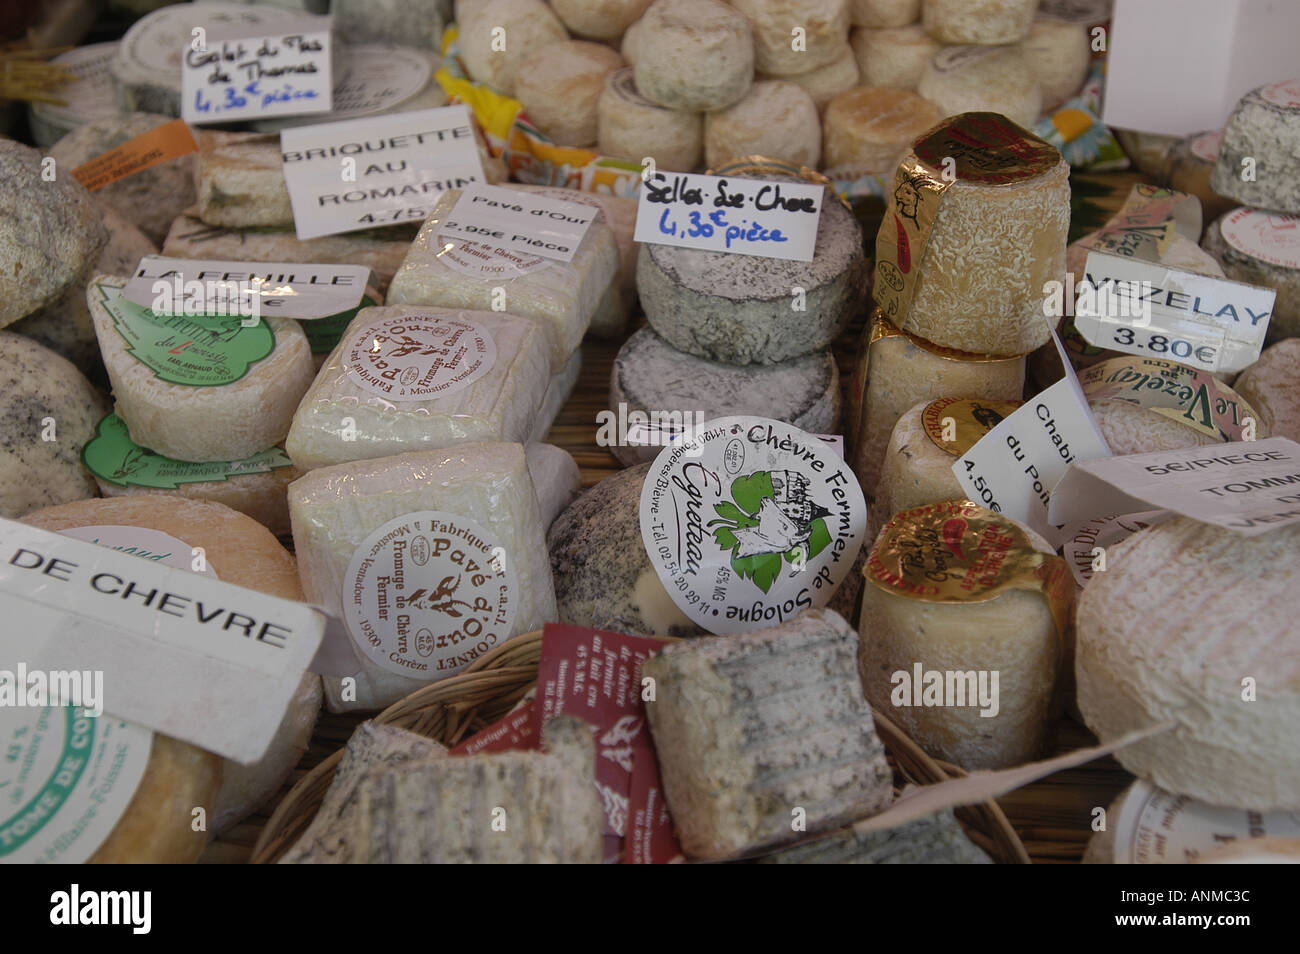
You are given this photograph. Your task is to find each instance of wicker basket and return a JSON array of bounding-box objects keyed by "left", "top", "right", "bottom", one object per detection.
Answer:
[{"left": 251, "top": 630, "right": 1030, "bottom": 864}]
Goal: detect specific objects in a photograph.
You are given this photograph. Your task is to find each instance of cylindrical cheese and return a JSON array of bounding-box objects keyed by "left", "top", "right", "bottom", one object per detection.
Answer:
[
  {"left": 515, "top": 40, "right": 624, "bottom": 147},
  {"left": 458, "top": 0, "right": 568, "bottom": 96},
  {"left": 634, "top": 0, "right": 754, "bottom": 111},
  {"left": 27, "top": 41, "right": 122, "bottom": 149},
  {"left": 850, "top": 0, "right": 919, "bottom": 28},
  {"left": 821, "top": 86, "right": 942, "bottom": 177},
  {"left": 598, "top": 68, "right": 703, "bottom": 172},
  {"left": 918, "top": 46, "right": 1043, "bottom": 129},
  {"left": 850, "top": 24, "right": 941, "bottom": 91},
  {"left": 620, "top": 16, "right": 643, "bottom": 64},
  {"left": 552, "top": 0, "right": 653, "bottom": 41},
  {"left": 731, "top": 0, "right": 851, "bottom": 77},
  {"left": 760, "top": 43, "right": 859, "bottom": 112},
  {"left": 921, "top": 0, "right": 1036, "bottom": 45},
  {"left": 1211, "top": 80, "right": 1300, "bottom": 215},
  {"left": 704, "top": 81, "right": 822, "bottom": 170},
  {"left": 1090, "top": 401, "right": 1218, "bottom": 456},
  {"left": 1202, "top": 208, "right": 1300, "bottom": 342},
  {"left": 1165, "top": 132, "right": 1237, "bottom": 232},
  {"left": 1233, "top": 339, "right": 1300, "bottom": 443},
  {"left": 1018, "top": 18, "right": 1090, "bottom": 112}
]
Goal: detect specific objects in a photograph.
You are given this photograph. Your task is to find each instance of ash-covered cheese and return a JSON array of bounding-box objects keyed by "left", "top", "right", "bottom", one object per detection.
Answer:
[
  {"left": 458, "top": 0, "right": 568, "bottom": 97},
  {"left": 609, "top": 328, "right": 839, "bottom": 466},
  {"left": 0, "top": 140, "right": 108, "bottom": 328},
  {"left": 850, "top": 0, "right": 920, "bottom": 28},
  {"left": 639, "top": 179, "right": 865, "bottom": 365},
  {"left": 0, "top": 332, "right": 109, "bottom": 518},
  {"left": 822, "top": 86, "right": 942, "bottom": 178},
  {"left": 387, "top": 188, "right": 620, "bottom": 367},
  {"left": 918, "top": 46, "right": 1043, "bottom": 129},
  {"left": 548, "top": 463, "right": 706, "bottom": 638},
  {"left": 850, "top": 24, "right": 941, "bottom": 91},
  {"left": 27, "top": 42, "right": 122, "bottom": 150},
  {"left": 331, "top": 0, "right": 446, "bottom": 49},
  {"left": 552, "top": 0, "right": 653, "bottom": 41},
  {"left": 634, "top": 0, "right": 754, "bottom": 112},
  {"left": 731, "top": 0, "right": 851, "bottom": 77},
  {"left": 285, "top": 306, "right": 552, "bottom": 471},
  {"left": 597, "top": 68, "right": 703, "bottom": 173},
  {"left": 643, "top": 608, "right": 894, "bottom": 860},
  {"left": 195, "top": 131, "right": 293, "bottom": 230},
  {"left": 531, "top": 350, "right": 582, "bottom": 443},
  {"left": 704, "top": 81, "right": 822, "bottom": 170},
  {"left": 88, "top": 274, "right": 314, "bottom": 462},
  {"left": 1166, "top": 132, "right": 1237, "bottom": 231},
  {"left": 1211, "top": 80, "right": 1300, "bottom": 214},
  {"left": 290, "top": 443, "right": 556, "bottom": 712},
  {"left": 1233, "top": 339, "right": 1300, "bottom": 443},
  {"left": 1202, "top": 208, "right": 1300, "bottom": 342},
  {"left": 1077, "top": 517, "right": 1300, "bottom": 811},
  {"left": 921, "top": 0, "right": 1036, "bottom": 45},
  {"left": 758, "top": 808, "right": 992, "bottom": 863},
  {"left": 760, "top": 43, "right": 860, "bottom": 112},
  {"left": 1019, "top": 17, "right": 1090, "bottom": 112},
  {"left": 515, "top": 40, "right": 624, "bottom": 148},
  {"left": 1089, "top": 401, "right": 1219, "bottom": 456}
]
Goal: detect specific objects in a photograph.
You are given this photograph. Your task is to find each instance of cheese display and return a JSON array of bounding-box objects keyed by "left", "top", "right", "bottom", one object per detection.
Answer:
[
  {"left": 874, "top": 113, "right": 1069, "bottom": 355},
  {"left": 387, "top": 188, "right": 620, "bottom": 367},
  {"left": 850, "top": 24, "right": 941, "bottom": 91},
  {"left": 1076, "top": 517, "right": 1300, "bottom": 811},
  {"left": 643, "top": 608, "right": 894, "bottom": 860},
  {"left": 531, "top": 350, "right": 582, "bottom": 443},
  {"left": 27, "top": 42, "right": 121, "bottom": 149},
  {"left": 1211, "top": 80, "right": 1300, "bottom": 214},
  {"left": 548, "top": 463, "right": 705, "bottom": 638},
  {"left": 458, "top": 0, "right": 568, "bottom": 97},
  {"left": 850, "top": 0, "right": 920, "bottom": 28},
  {"left": 1019, "top": 18, "right": 1090, "bottom": 113},
  {"left": 758, "top": 808, "right": 992, "bottom": 863},
  {"left": 513, "top": 41, "right": 624, "bottom": 148},
  {"left": 921, "top": 0, "right": 1036, "bottom": 45},
  {"left": 289, "top": 443, "right": 555, "bottom": 712},
  {"left": 704, "top": 81, "right": 822, "bottom": 170},
  {"left": 731, "top": 0, "right": 851, "bottom": 77},
  {"left": 285, "top": 306, "right": 552, "bottom": 471},
  {"left": 859, "top": 501, "right": 1068, "bottom": 769},
  {"left": 609, "top": 328, "right": 839, "bottom": 466},
  {"left": 1202, "top": 208, "right": 1300, "bottom": 342},
  {"left": 761, "top": 44, "right": 860, "bottom": 112},
  {"left": 524, "top": 441, "right": 581, "bottom": 530},
  {"left": 639, "top": 177, "right": 865, "bottom": 365},
  {"left": 1232, "top": 339, "right": 1300, "bottom": 443},
  {"left": 917, "top": 47, "right": 1042, "bottom": 130},
  {"left": 822, "top": 86, "right": 943, "bottom": 177},
  {"left": 596, "top": 68, "right": 703, "bottom": 173},
  {"left": 551, "top": 0, "right": 654, "bottom": 42},
  {"left": 1165, "top": 132, "right": 1237, "bottom": 230},
  {"left": 633, "top": 0, "right": 754, "bottom": 112},
  {"left": 331, "top": 0, "right": 445, "bottom": 49},
  {"left": 195, "top": 131, "right": 295, "bottom": 231}
]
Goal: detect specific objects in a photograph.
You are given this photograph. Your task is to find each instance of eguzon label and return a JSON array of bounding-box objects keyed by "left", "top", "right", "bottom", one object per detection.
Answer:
[{"left": 639, "top": 416, "right": 867, "bottom": 635}]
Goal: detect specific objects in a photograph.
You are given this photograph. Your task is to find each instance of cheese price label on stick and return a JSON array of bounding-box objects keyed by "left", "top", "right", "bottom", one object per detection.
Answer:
[
  {"left": 181, "top": 14, "right": 334, "bottom": 124},
  {"left": 1048, "top": 437, "right": 1300, "bottom": 536},
  {"left": 0, "top": 518, "right": 324, "bottom": 764},
  {"left": 280, "top": 106, "right": 486, "bottom": 240},
  {"left": 1073, "top": 249, "right": 1276, "bottom": 373},
  {"left": 634, "top": 171, "right": 823, "bottom": 262},
  {"left": 125, "top": 255, "right": 369, "bottom": 320},
  {"left": 438, "top": 184, "right": 597, "bottom": 264}
]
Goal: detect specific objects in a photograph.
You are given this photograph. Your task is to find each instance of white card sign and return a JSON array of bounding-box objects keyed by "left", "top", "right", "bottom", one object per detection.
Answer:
[
  {"left": 280, "top": 106, "right": 486, "bottom": 240},
  {"left": 182, "top": 14, "right": 334, "bottom": 124},
  {"left": 439, "top": 184, "right": 597, "bottom": 263},
  {"left": 634, "top": 171, "right": 823, "bottom": 262}
]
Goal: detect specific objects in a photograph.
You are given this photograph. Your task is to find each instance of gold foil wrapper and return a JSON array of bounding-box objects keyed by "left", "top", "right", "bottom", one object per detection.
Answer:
[
  {"left": 921, "top": 397, "right": 1024, "bottom": 457},
  {"left": 868, "top": 310, "right": 1024, "bottom": 362}
]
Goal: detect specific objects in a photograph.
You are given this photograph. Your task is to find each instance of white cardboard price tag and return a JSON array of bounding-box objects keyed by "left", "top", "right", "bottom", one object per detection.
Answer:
[
  {"left": 633, "top": 171, "right": 823, "bottom": 262},
  {"left": 438, "top": 184, "right": 597, "bottom": 263}
]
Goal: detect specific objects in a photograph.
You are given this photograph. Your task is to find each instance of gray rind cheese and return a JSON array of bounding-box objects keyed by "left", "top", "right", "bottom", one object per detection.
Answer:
[
  {"left": 634, "top": 0, "right": 755, "bottom": 111},
  {"left": 0, "top": 140, "right": 108, "bottom": 327},
  {"left": 756, "top": 809, "right": 992, "bottom": 863},
  {"left": 1202, "top": 210, "right": 1300, "bottom": 342},
  {"left": 639, "top": 182, "right": 865, "bottom": 365},
  {"left": 643, "top": 607, "right": 894, "bottom": 860},
  {"left": 548, "top": 463, "right": 706, "bottom": 638},
  {"left": 1233, "top": 339, "right": 1300, "bottom": 443},
  {"left": 1210, "top": 82, "right": 1300, "bottom": 214},
  {"left": 0, "top": 332, "right": 110, "bottom": 518},
  {"left": 609, "top": 328, "right": 840, "bottom": 466}
]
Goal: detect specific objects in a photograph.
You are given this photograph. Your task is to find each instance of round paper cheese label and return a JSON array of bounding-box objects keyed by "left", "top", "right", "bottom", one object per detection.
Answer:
[
  {"left": 434, "top": 236, "right": 552, "bottom": 279},
  {"left": 1111, "top": 779, "right": 1300, "bottom": 864},
  {"left": 344, "top": 511, "right": 519, "bottom": 680},
  {"left": 308, "top": 45, "right": 432, "bottom": 118},
  {"left": 62, "top": 525, "right": 219, "bottom": 579},
  {"left": 639, "top": 416, "right": 867, "bottom": 635},
  {"left": 1219, "top": 208, "right": 1300, "bottom": 270},
  {"left": 921, "top": 398, "right": 1024, "bottom": 457},
  {"left": 1058, "top": 510, "right": 1167, "bottom": 588},
  {"left": 1259, "top": 79, "right": 1300, "bottom": 109},
  {"left": 1188, "top": 130, "right": 1221, "bottom": 163},
  {"left": 341, "top": 312, "right": 497, "bottom": 402}
]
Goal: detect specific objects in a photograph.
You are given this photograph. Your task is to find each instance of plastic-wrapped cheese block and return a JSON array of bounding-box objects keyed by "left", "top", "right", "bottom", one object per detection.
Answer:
[
  {"left": 524, "top": 442, "right": 581, "bottom": 530},
  {"left": 1165, "top": 132, "right": 1237, "bottom": 231},
  {"left": 922, "top": 0, "right": 1035, "bottom": 45},
  {"left": 1202, "top": 209, "right": 1300, "bottom": 342},
  {"left": 49, "top": 112, "right": 197, "bottom": 246},
  {"left": 0, "top": 332, "right": 109, "bottom": 518},
  {"left": 290, "top": 443, "right": 556, "bottom": 712},
  {"left": 1233, "top": 340, "right": 1300, "bottom": 443},
  {"left": 874, "top": 113, "right": 1068, "bottom": 355},
  {"left": 644, "top": 608, "right": 894, "bottom": 860},
  {"left": 88, "top": 274, "right": 315, "bottom": 462},
  {"left": 0, "top": 140, "right": 108, "bottom": 328},
  {"left": 639, "top": 177, "right": 865, "bottom": 365},
  {"left": 1077, "top": 517, "right": 1300, "bottom": 811},
  {"left": 851, "top": 25, "right": 941, "bottom": 91},
  {"left": 331, "top": 0, "right": 445, "bottom": 49},
  {"left": 387, "top": 188, "right": 620, "bottom": 367},
  {"left": 822, "top": 86, "right": 942, "bottom": 178},
  {"left": 849, "top": 314, "right": 1026, "bottom": 499},
  {"left": 704, "top": 81, "right": 822, "bottom": 169},
  {"left": 552, "top": 0, "right": 653, "bottom": 41},
  {"left": 597, "top": 68, "right": 703, "bottom": 173},
  {"left": 458, "top": 0, "right": 567, "bottom": 97},
  {"left": 530, "top": 350, "right": 582, "bottom": 443},
  {"left": 760, "top": 44, "right": 860, "bottom": 112},
  {"left": 1019, "top": 18, "right": 1090, "bottom": 112},
  {"left": 1210, "top": 80, "right": 1300, "bottom": 214},
  {"left": 609, "top": 328, "right": 840, "bottom": 466},
  {"left": 285, "top": 306, "right": 552, "bottom": 471},
  {"left": 850, "top": 0, "right": 919, "bottom": 28},
  {"left": 918, "top": 46, "right": 1042, "bottom": 129},
  {"left": 859, "top": 501, "right": 1067, "bottom": 769},
  {"left": 27, "top": 42, "right": 122, "bottom": 150},
  {"left": 758, "top": 809, "right": 992, "bottom": 863},
  {"left": 548, "top": 463, "right": 706, "bottom": 637},
  {"left": 634, "top": 0, "right": 754, "bottom": 112},
  {"left": 514, "top": 41, "right": 624, "bottom": 148},
  {"left": 22, "top": 496, "right": 322, "bottom": 841},
  {"left": 731, "top": 0, "right": 851, "bottom": 77}
]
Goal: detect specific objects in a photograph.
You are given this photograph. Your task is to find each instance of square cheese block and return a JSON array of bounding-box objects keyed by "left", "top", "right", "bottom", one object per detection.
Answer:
[
  {"left": 289, "top": 443, "right": 557, "bottom": 712},
  {"left": 386, "top": 188, "right": 620, "bottom": 366},
  {"left": 285, "top": 305, "right": 552, "bottom": 471},
  {"left": 529, "top": 349, "right": 581, "bottom": 444}
]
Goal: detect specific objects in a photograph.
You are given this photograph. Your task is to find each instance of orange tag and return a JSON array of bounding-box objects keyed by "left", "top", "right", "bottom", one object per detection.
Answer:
[{"left": 69, "top": 119, "right": 198, "bottom": 192}]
